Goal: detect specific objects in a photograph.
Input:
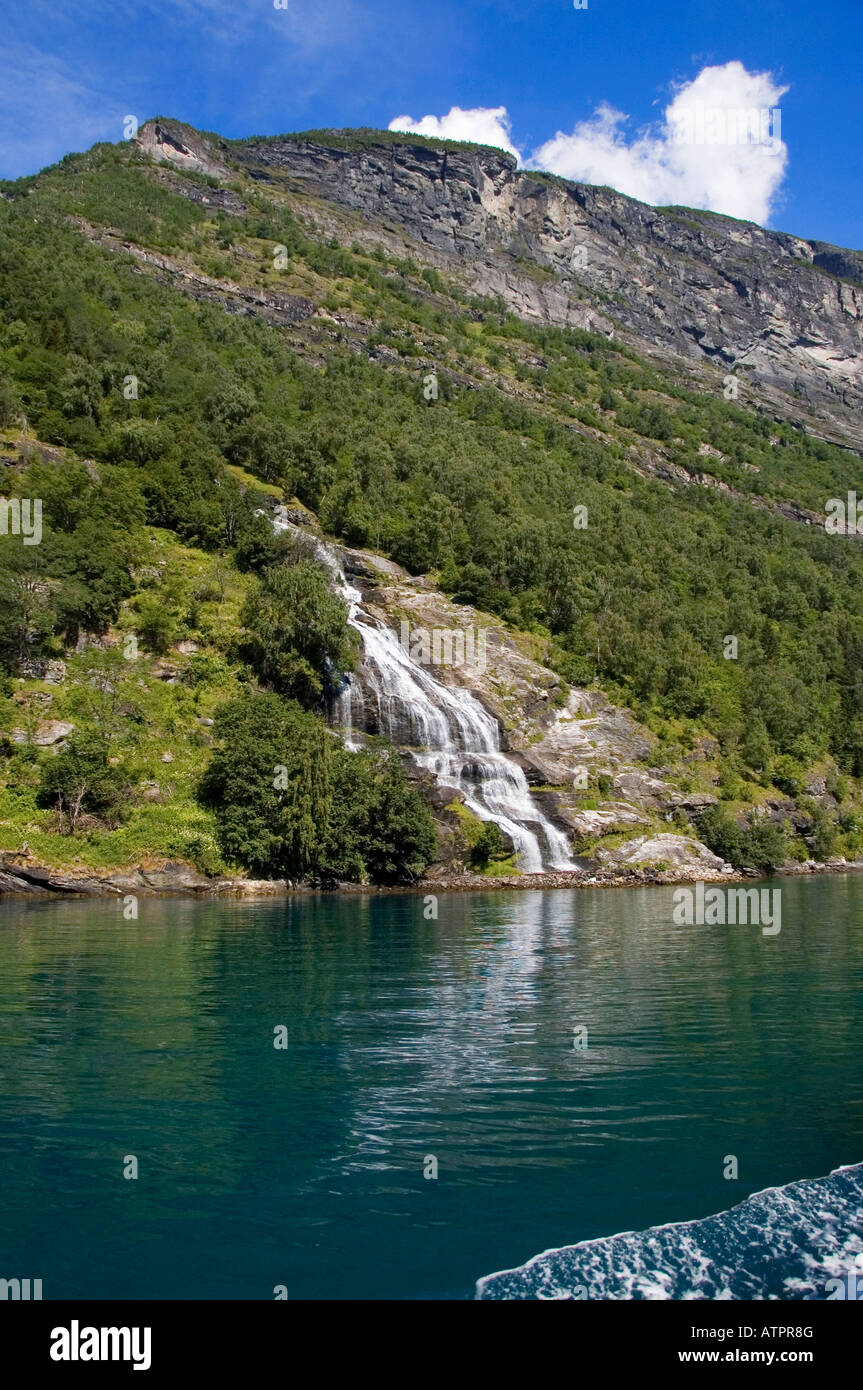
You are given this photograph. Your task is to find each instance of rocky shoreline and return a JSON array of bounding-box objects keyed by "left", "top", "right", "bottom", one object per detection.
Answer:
[{"left": 2, "top": 852, "right": 862, "bottom": 902}]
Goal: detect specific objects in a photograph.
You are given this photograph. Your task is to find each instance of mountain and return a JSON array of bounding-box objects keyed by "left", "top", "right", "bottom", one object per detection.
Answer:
[
  {"left": 1, "top": 117, "right": 862, "bottom": 891},
  {"left": 143, "top": 118, "right": 863, "bottom": 449}
]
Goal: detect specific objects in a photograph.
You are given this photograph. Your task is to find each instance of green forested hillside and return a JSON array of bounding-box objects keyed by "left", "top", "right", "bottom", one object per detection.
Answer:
[{"left": 1, "top": 133, "right": 863, "bottom": 878}]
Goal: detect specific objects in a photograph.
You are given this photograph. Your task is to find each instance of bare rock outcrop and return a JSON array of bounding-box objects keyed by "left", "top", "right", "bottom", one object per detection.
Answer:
[{"left": 596, "top": 834, "right": 732, "bottom": 877}]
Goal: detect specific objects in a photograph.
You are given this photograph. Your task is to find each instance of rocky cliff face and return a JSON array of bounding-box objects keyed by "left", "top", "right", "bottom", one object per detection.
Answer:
[
  {"left": 213, "top": 128, "right": 863, "bottom": 449},
  {"left": 135, "top": 117, "right": 232, "bottom": 179}
]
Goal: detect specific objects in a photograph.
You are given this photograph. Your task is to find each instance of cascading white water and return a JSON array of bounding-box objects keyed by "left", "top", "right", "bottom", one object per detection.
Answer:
[{"left": 313, "top": 539, "right": 574, "bottom": 874}]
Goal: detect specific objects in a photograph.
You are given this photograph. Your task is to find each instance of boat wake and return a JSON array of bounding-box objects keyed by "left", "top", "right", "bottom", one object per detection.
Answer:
[{"left": 476, "top": 1163, "right": 863, "bottom": 1299}]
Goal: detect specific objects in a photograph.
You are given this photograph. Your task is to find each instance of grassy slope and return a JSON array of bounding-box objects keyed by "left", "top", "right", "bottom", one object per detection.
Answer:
[{"left": 0, "top": 521, "right": 250, "bottom": 873}]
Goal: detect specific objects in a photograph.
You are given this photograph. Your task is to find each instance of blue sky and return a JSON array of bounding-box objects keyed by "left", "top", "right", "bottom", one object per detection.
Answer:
[{"left": 1, "top": 0, "right": 861, "bottom": 246}]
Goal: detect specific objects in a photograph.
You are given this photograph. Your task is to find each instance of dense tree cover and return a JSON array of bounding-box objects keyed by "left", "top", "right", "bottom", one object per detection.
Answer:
[
  {"left": 240, "top": 560, "right": 357, "bottom": 708},
  {"left": 200, "top": 691, "right": 435, "bottom": 881},
  {"left": 696, "top": 805, "right": 791, "bottom": 873},
  {"left": 1, "top": 140, "right": 863, "bottom": 872},
  {"left": 0, "top": 461, "right": 141, "bottom": 667},
  {"left": 321, "top": 744, "right": 437, "bottom": 882},
  {"left": 199, "top": 691, "right": 331, "bottom": 877}
]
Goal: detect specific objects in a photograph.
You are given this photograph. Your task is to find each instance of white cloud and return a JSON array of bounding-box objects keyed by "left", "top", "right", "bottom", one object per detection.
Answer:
[
  {"left": 389, "top": 63, "right": 789, "bottom": 225},
  {"left": 534, "top": 62, "right": 787, "bottom": 223},
  {"left": 388, "top": 105, "right": 520, "bottom": 160}
]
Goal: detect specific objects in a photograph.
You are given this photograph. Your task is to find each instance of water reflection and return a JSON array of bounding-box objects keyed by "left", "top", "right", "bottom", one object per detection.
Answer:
[{"left": 0, "top": 878, "right": 861, "bottom": 1299}]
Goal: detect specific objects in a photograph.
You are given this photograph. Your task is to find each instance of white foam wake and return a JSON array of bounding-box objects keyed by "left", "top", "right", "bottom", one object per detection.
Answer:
[{"left": 476, "top": 1162, "right": 863, "bottom": 1300}]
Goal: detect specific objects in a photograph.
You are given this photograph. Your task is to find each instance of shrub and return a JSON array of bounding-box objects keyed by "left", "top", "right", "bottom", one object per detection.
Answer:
[
  {"left": 698, "top": 805, "right": 789, "bottom": 872},
  {"left": 37, "top": 730, "right": 126, "bottom": 832},
  {"left": 470, "top": 822, "right": 507, "bottom": 869}
]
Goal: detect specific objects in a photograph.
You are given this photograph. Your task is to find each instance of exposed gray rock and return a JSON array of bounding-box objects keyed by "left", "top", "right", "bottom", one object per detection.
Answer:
[
  {"left": 0, "top": 855, "right": 293, "bottom": 897},
  {"left": 596, "top": 833, "right": 730, "bottom": 875},
  {"left": 135, "top": 118, "right": 232, "bottom": 179},
  {"left": 32, "top": 720, "right": 75, "bottom": 745},
  {"left": 328, "top": 539, "right": 718, "bottom": 864},
  {"left": 12, "top": 689, "right": 52, "bottom": 708},
  {"left": 561, "top": 802, "right": 649, "bottom": 837},
  {"left": 523, "top": 690, "right": 653, "bottom": 782},
  {"left": 20, "top": 657, "right": 67, "bottom": 682}
]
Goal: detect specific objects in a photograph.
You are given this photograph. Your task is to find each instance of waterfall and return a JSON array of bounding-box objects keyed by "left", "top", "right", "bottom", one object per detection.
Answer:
[{"left": 311, "top": 537, "right": 574, "bottom": 875}]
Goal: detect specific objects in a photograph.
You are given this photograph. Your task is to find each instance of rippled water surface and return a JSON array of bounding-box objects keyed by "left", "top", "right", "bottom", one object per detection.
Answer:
[{"left": 1, "top": 877, "right": 861, "bottom": 1299}]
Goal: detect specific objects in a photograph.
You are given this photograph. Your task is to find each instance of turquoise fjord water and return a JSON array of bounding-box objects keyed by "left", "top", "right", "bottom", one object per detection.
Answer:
[{"left": 0, "top": 877, "right": 861, "bottom": 1301}]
